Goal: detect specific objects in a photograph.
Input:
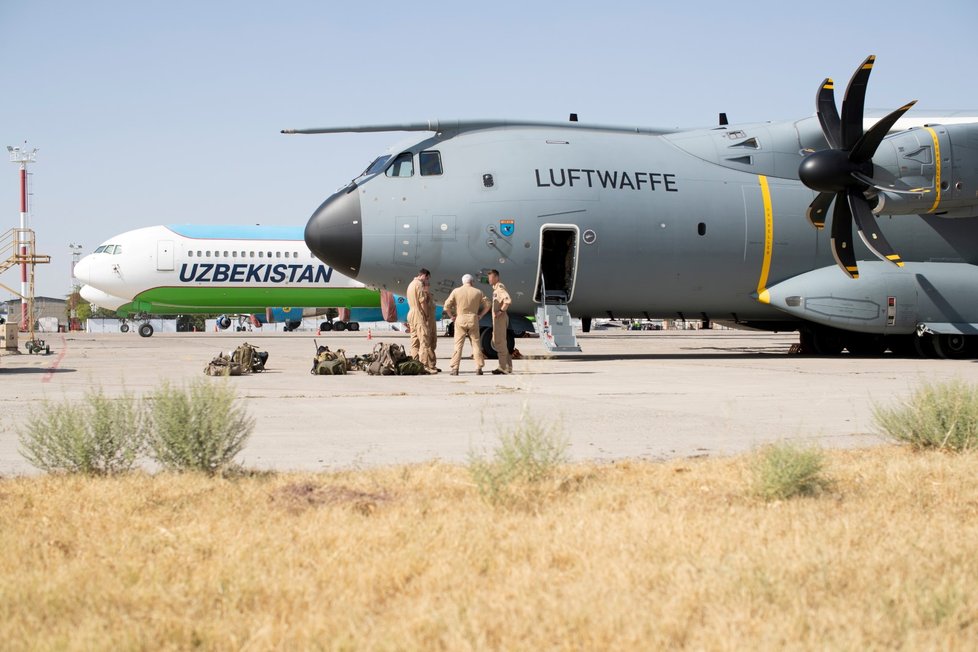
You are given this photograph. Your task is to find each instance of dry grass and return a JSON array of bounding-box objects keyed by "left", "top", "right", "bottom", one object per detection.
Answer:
[{"left": 2, "top": 446, "right": 977, "bottom": 650}]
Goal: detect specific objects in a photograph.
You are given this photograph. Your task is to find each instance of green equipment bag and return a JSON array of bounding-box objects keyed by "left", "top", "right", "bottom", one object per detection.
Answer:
[
  {"left": 315, "top": 357, "right": 347, "bottom": 375},
  {"left": 312, "top": 347, "right": 347, "bottom": 375},
  {"left": 396, "top": 359, "right": 427, "bottom": 375}
]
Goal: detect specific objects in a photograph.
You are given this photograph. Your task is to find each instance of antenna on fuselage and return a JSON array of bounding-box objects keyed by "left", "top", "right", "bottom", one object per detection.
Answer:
[{"left": 719, "top": 112, "right": 729, "bottom": 126}]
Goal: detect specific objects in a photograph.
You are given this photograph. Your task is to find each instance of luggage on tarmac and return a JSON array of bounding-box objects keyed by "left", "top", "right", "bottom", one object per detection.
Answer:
[
  {"left": 367, "top": 342, "right": 408, "bottom": 375},
  {"left": 311, "top": 345, "right": 348, "bottom": 375},
  {"left": 205, "top": 343, "right": 268, "bottom": 376}
]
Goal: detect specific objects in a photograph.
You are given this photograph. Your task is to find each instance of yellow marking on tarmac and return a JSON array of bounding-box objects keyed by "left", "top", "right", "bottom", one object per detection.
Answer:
[
  {"left": 756, "top": 175, "right": 774, "bottom": 304},
  {"left": 925, "top": 127, "right": 942, "bottom": 213}
]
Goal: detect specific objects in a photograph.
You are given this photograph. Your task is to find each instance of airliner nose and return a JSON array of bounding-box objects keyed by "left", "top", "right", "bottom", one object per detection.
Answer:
[
  {"left": 73, "top": 254, "right": 95, "bottom": 286},
  {"left": 304, "top": 186, "right": 362, "bottom": 278}
]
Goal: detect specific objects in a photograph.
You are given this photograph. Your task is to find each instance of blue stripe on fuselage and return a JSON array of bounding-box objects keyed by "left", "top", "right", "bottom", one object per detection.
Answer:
[{"left": 165, "top": 224, "right": 304, "bottom": 241}]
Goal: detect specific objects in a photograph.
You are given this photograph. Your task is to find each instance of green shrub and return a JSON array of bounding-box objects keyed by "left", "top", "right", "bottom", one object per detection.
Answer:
[
  {"left": 468, "top": 410, "right": 569, "bottom": 506},
  {"left": 144, "top": 380, "right": 254, "bottom": 475},
  {"left": 873, "top": 379, "right": 978, "bottom": 452},
  {"left": 752, "top": 442, "right": 830, "bottom": 501},
  {"left": 18, "top": 389, "right": 143, "bottom": 475}
]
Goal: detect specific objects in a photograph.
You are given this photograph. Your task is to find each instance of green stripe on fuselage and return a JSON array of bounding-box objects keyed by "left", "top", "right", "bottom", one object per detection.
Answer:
[{"left": 122, "top": 286, "right": 381, "bottom": 315}]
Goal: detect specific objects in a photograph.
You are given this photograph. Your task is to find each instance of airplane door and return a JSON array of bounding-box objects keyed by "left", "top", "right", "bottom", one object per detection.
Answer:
[
  {"left": 157, "top": 240, "right": 174, "bottom": 271},
  {"left": 534, "top": 225, "right": 579, "bottom": 303}
]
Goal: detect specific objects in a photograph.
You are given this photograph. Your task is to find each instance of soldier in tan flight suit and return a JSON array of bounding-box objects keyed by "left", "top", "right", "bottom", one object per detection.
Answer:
[
  {"left": 487, "top": 269, "right": 512, "bottom": 374},
  {"left": 406, "top": 268, "right": 436, "bottom": 371},
  {"left": 442, "top": 273, "right": 491, "bottom": 375},
  {"left": 424, "top": 278, "right": 439, "bottom": 371}
]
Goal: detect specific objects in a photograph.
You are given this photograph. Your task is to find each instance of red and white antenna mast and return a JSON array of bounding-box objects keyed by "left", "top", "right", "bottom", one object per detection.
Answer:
[{"left": 7, "top": 143, "right": 37, "bottom": 328}]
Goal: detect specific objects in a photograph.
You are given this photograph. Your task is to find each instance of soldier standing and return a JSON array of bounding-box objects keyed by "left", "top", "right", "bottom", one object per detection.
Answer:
[
  {"left": 443, "top": 273, "right": 491, "bottom": 375},
  {"left": 424, "top": 277, "right": 440, "bottom": 372},
  {"left": 406, "top": 268, "right": 435, "bottom": 369},
  {"left": 487, "top": 269, "right": 512, "bottom": 374}
]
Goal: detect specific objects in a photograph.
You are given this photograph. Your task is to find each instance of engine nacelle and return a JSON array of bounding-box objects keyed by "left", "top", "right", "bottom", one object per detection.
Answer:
[
  {"left": 763, "top": 262, "right": 978, "bottom": 335},
  {"left": 872, "top": 123, "right": 978, "bottom": 217}
]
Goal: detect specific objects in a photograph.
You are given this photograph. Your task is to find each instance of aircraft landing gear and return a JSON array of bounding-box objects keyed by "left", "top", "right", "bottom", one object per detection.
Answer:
[
  {"left": 120, "top": 322, "right": 130, "bottom": 333},
  {"left": 138, "top": 323, "right": 154, "bottom": 338},
  {"left": 479, "top": 327, "right": 516, "bottom": 360}
]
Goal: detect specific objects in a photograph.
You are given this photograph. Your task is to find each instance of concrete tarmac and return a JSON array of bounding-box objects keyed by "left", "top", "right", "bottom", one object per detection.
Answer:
[{"left": 3, "top": 329, "right": 977, "bottom": 475}]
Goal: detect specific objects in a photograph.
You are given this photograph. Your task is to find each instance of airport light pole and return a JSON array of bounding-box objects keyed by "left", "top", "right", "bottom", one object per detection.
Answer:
[
  {"left": 69, "top": 242, "right": 83, "bottom": 292},
  {"left": 7, "top": 144, "right": 38, "bottom": 328}
]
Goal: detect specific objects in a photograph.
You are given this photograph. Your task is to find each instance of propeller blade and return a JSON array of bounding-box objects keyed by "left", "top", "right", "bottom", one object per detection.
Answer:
[
  {"left": 830, "top": 195, "right": 859, "bottom": 278},
  {"left": 816, "top": 78, "right": 841, "bottom": 149},
  {"left": 848, "top": 191, "right": 904, "bottom": 267},
  {"left": 850, "top": 170, "right": 929, "bottom": 195},
  {"left": 840, "top": 55, "right": 876, "bottom": 150},
  {"left": 849, "top": 100, "right": 917, "bottom": 163},
  {"left": 806, "top": 191, "right": 835, "bottom": 229}
]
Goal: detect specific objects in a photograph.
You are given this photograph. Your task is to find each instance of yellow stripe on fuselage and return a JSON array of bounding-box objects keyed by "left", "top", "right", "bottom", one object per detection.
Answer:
[
  {"left": 756, "top": 175, "right": 774, "bottom": 304},
  {"left": 924, "top": 127, "right": 942, "bottom": 213}
]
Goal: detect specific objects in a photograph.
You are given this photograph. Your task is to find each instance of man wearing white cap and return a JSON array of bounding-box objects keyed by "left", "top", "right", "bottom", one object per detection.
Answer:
[{"left": 442, "top": 273, "right": 491, "bottom": 375}]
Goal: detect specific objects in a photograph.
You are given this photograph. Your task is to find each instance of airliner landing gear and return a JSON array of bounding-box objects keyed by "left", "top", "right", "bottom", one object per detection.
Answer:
[
  {"left": 119, "top": 322, "right": 130, "bottom": 333},
  {"left": 138, "top": 322, "right": 154, "bottom": 338}
]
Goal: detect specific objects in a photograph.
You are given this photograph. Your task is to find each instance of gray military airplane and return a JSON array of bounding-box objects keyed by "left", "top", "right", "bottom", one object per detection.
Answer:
[{"left": 287, "top": 56, "right": 978, "bottom": 358}]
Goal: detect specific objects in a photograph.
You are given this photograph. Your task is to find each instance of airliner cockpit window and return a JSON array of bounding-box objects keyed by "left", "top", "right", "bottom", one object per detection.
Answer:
[
  {"left": 419, "top": 150, "right": 442, "bottom": 176},
  {"left": 114, "top": 246, "right": 122, "bottom": 255},
  {"left": 385, "top": 152, "right": 414, "bottom": 178},
  {"left": 361, "top": 155, "right": 391, "bottom": 177},
  {"left": 94, "top": 245, "right": 107, "bottom": 253}
]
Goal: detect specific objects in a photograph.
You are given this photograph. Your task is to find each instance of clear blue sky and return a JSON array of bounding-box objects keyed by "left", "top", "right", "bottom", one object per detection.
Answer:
[{"left": 2, "top": 0, "right": 976, "bottom": 299}]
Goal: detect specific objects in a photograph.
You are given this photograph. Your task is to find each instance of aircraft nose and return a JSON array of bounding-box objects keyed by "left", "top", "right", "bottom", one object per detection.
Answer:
[
  {"left": 304, "top": 186, "right": 362, "bottom": 278},
  {"left": 73, "top": 254, "right": 95, "bottom": 286}
]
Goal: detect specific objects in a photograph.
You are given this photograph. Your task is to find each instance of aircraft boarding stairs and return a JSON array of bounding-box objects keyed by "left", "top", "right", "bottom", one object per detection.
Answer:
[{"left": 534, "top": 276, "right": 581, "bottom": 353}]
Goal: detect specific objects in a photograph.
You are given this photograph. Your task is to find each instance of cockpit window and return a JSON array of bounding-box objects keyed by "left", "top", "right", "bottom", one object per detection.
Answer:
[
  {"left": 114, "top": 246, "right": 122, "bottom": 255},
  {"left": 385, "top": 152, "right": 414, "bottom": 178},
  {"left": 94, "top": 245, "right": 107, "bottom": 253},
  {"left": 419, "top": 150, "right": 442, "bottom": 176},
  {"left": 362, "top": 155, "right": 391, "bottom": 177}
]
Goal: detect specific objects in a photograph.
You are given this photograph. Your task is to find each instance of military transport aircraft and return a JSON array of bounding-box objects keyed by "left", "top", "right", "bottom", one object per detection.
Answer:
[
  {"left": 290, "top": 56, "right": 978, "bottom": 358},
  {"left": 73, "top": 224, "right": 403, "bottom": 337}
]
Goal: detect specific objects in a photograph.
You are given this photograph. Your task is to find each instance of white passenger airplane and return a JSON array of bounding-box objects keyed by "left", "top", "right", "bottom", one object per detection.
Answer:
[{"left": 74, "top": 224, "right": 404, "bottom": 336}]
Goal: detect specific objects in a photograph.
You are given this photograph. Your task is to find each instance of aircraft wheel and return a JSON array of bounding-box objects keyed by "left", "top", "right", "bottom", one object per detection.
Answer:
[
  {"left": 138, "top": 323, "right": 154, "bottom": 338},
  {"left": 120, "top": 323, "right": 130, "bottom": 333},
  {"left": 333, "top": 321, "right": 347, "bottom": 331},
  {"left": 934, "top": 333, "right": 971, "bottom": 359},
  {"left": 811, "top": 329, "right": 843, "bottom": 356},
  {"left": 479, "top": 327, "right": 515, "bottom": 359},
  {"left": 480, "top": 327, "right": 498, "bottom": 360},
  {"left": 319, "top": 321, "right": 333, "bottom": 332},
  {"left": 913, "top": 334, "right": 939, "bottom": 359},
  {"left": 348, "top": 322, "right": 360, "bottom": 331}
]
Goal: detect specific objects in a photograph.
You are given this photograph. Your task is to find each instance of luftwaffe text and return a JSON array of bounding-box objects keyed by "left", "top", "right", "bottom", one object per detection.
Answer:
[{"left": 535, "top": 168, "right": 678, "bottom": 191}]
